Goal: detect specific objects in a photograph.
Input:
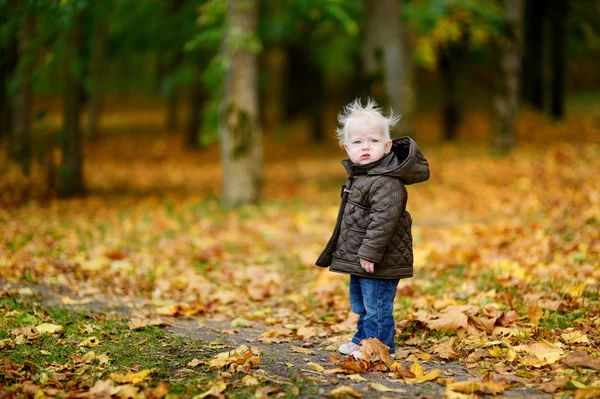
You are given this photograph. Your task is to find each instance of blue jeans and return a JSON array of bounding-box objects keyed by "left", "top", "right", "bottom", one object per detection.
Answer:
[{"left": 350, "top": 274, "right": 399, "bottom": 354}]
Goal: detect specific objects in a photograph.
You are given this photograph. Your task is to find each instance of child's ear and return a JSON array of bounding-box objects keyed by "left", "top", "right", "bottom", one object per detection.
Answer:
[
  {"left": 343, "top": 143, "right": 349, "bottom": 154},
  {"left": 384, "top": 140, "right": 392, "bottom": 153}
]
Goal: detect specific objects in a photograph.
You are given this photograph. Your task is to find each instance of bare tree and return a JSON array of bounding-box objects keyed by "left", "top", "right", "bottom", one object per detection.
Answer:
[
  {"left": 220, "top": 0, "right": 262, "bottom": 204},
  {"left": 492, "top": 0, "right": 524, "bottom": 153}
]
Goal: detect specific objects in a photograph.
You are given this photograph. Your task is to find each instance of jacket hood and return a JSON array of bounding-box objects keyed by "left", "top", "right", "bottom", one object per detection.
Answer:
[{"left": 342, "top": 137, "right": 430, "bottom": 185}]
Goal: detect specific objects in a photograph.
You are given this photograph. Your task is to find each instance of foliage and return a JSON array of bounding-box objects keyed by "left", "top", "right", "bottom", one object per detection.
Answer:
[{"left": 404, "top": 0, "right": 504, "bottom": 69}]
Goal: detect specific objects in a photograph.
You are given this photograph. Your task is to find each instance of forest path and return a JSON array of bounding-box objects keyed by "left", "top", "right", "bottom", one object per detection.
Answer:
[{"left": 9, "top": 283, "right": 553, "bottom": 399}]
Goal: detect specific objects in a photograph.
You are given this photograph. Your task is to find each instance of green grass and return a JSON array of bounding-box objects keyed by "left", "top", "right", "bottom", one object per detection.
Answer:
[
  {"left": 0, "top": 293, "right": 319, "bottom": 397},
  {"left": 0, "top": 295, "right": 214, "bottom": 396}
]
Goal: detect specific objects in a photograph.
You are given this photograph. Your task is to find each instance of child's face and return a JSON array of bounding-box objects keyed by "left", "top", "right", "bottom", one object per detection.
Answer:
[{"left": 344, "top": 116, "right": 392, "bottom": 165}]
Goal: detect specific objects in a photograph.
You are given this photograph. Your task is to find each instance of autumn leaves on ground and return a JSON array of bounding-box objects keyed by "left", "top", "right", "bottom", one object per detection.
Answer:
[{"left": 1, "top": 107, "right": 600, "bottom": 398}]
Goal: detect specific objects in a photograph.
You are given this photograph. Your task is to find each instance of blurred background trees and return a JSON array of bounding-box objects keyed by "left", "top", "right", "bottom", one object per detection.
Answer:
[{"left": 1, "top": 0, "right": 599, "bottom": 203}]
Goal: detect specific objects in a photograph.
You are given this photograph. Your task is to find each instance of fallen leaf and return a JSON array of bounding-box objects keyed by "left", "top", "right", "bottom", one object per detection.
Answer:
[
  {"left": 230, "top": 317, "right": 253, "bottom": 328},
  {"left": 575, "top": 387, "right": 600, "bottom": 399},
  {"left": 291, "top": 345, "right": 312, "bottom": 354},
  {"left": 187, "top": 358, "right": 201, "bottom": 367},
  {"left": 36, "top": 323, "right": 64, "bottom": 334},
  {"left": 60, "top": 296, "right": 92, "bottom": 305},
  {"left": 563, "top": 351, "right": 600, "bottom": 371},
  {"left": 347, "top": 374, "right": 367, "bottom": 381},
  {"left": 432, "top": 337, "right": 459, "bottom": 360},
  {"left": 79, "top": 337, "right": 100, "bottom": 347},
  {"left": 327, "top": 386, "right": 363, "bottom": 398},
  {"left": 407, "top": 361, "right": 441, "bottom": 383},
  {"left": 297, "top": 326, "right": 317, "bottom": 339},
  {"left": 360, "top": 338, "right": 395, "bottom": 366},
  {"left": 427, "top": 307, "right": 469, "bottom": 333},
  {"left": 561, "top": 331, "right": 589, "bottom": 344},
  {"left": 197, "top": 381, "right": 227, "bottom": 399},
  {"left": 208, "top": 345, "right": 261, "bottom": 371},
  {"left": 150, "top": 381, "right": 169, "bottom": 399},
  {"left": 307, "top": 362, "right": 325, "bottom": 372},
  {"left": 368, "top": 382, "right": 405, "bottom": 393},
  {"left": 109, "top": 369, "right": 154, "bottom": 384}
]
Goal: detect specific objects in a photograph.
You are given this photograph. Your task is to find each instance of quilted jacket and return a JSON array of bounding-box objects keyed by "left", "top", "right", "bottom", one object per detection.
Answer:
[{"left": 315, "top": 137, "right": 430, "bottom": 279}]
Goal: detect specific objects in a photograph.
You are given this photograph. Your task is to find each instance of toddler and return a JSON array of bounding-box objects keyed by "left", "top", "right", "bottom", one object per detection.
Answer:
[{"left": 316, "top": 98, "right": 430, "bottom": 358}]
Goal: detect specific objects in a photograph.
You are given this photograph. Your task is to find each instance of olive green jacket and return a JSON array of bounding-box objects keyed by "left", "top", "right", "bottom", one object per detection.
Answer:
[{"left": 315, "top": 137, "right": 430, "bottom": 279}]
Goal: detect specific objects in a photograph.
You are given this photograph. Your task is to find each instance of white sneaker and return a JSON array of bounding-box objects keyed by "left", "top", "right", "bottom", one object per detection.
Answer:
[
  {"left": 350, "top": 349, "right": 379, "bottom": 362},
  {"left": 338, "top": 342, "right": 360, "bottom": 355}
]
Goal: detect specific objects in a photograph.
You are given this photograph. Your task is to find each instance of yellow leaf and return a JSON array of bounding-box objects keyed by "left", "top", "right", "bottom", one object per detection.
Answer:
[
  {"left": 230, "top": 317, "right": 253, "bottom": 328},
  {"left": 242, "top": 375, "right": 259, "bottom": 386},
  {"left": 291, "top": 345, "right": 312, "bottom": 354},
  {"left": 307, "top": 362, "right": 324, "bottom": 372},
  {"left": 505, "top": 349, "right": 517, "bottom": 362},
  {"left": 410, "top": 361, "right": 423, "bottom": 378},
  {"left": 561, "top": 331, "right": 589, "bottom": 344},
  {"left": 488, "top": 347, "right": 502, "bottom": 358},
  {"left": 347, "top": 374, "right": 367, "bottom": 382},
  {"left": 36, "top": 323, "right": 64, "bottom": 335},
  {"left": 297, "top": 326, "right": 317, "bottom": 339},
  {"left": 368, "top": 383, "right": 405, "bottom": 393},
  {"left": 408, "top": 361, "right": 441, "bottom": 383},
  {"left": 561, "top": 283, "right": 586, "bottom": 298},
  {"left": 575, "top": 387, "right": 600, "bottom": 399},
  {"left": 327, "top": 386, "right": 363, "bottom": 398},
  {"left": 109, "top": 369, "right": 154, "bottom": 384},
  {"left": 79, "top": 336, "right": 100, "bottom": 347},
  {"left": 60, "top": 296, "right": 91, "bottom": 305},
  {"left": 197, "top": 381, "right": 227, "bottom": 399}
]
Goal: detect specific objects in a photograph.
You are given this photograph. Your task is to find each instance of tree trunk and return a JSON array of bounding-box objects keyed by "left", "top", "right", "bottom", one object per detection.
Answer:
[
  {"left": 220, "top": 0, "right": 262, "bottom": 204},
  {"left": 439, "top": 48, "right": 460, "bottom": 141},
  {"left": 186, "top": 67, "right": 204, "bottom": 149},
  {"left": 549, "top": 0, "right": 567, "bottom": 120},
  {"left": 163, "top": 0, "right": 186, "bottom": 132},
  {"left": 86, "top": 17, "right": 108, "bottom": 141},
  {"left": 57, "top": 13, "right": 86, "bottom": 198},
  {"left": 0, "top": 35, "right": 18, "bottom": 140},
  {"left": 492, "top": 0, "right": 524, "bottom": 154},
  {"left": 522, "top": 0, "right": 544, "bottom": 110},
  {"left": 363, "top": 0, "right": 413, "bottom": 137},
  {"left": 262, "top": 44, "right": 288, "bottom": 132},
  {"left": 10, "top": 11, "right": 35, "bottom": 174}
]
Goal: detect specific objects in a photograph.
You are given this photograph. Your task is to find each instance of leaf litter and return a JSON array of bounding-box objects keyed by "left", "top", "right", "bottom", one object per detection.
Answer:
[{"left": 1, "top": 125, "right": 600, "bottom": 397}]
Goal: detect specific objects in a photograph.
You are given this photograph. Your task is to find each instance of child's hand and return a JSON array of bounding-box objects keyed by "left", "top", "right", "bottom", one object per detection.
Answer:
[{"left": 360, "top": 258, "right": 375, "bottom": 273}]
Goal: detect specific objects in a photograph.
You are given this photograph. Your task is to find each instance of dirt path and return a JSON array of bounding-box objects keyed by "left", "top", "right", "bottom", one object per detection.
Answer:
[{"left": 6, "top": 284, "right": 554, "bottom": 398}]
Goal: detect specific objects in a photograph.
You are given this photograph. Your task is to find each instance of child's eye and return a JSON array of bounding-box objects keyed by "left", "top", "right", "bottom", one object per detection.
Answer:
[
  {"left": 353, "top": 141, "right": 361, "bottom": 145},
  {"left": 370, "top": 139, "right": 379, "bottom": 143}
]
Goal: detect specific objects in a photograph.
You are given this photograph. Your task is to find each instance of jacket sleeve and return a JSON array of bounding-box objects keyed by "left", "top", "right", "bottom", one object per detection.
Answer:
[{"left": 357, "top": 177, "right": 405, "bottom": 263}]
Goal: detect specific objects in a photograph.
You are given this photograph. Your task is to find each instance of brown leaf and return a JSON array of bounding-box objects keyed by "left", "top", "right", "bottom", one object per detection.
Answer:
[
  {"left": 497, "top": 310, "right": 518, "bottom": 327},
  {"left": 527, "top": 304, "right": 543, "bottom": 326},
  {"left": 390, "top": 362, "right": 416, "bottom": 379},
  {"left": 432, "top": 337, "right": 460, "bottom": 360},
  {"left": 360, "top": 338, "right": 395, "bottom": 367},
  {"left": 149, "top": 381, "right": 169, "bottom": 399},
  {"left": 467, "top": 315, "right": 496, "bottom": 333},
  {"left": 427, "top": 308, "right": 469, "bottom": 333},
  {"left": 563, "top": 351, "right": 600, "bottom": 371},
  {"left": 105, "top": 249, "right": 128, "bottom": 260}
]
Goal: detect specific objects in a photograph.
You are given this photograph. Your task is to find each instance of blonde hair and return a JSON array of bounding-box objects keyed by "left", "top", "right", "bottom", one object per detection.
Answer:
[{"left": 335, "top": 98, "right": 400, "bottom": 148}]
